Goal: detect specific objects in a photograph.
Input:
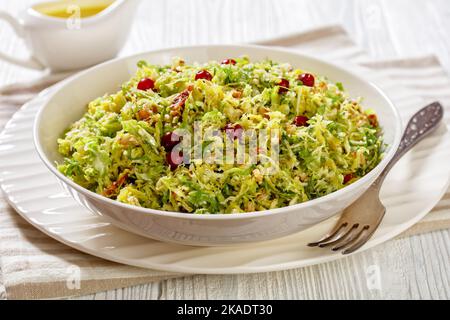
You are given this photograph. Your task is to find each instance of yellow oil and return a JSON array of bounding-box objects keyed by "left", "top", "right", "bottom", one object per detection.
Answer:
[{"left": 33, "top": 0, "right": 115, "bottom": 19}]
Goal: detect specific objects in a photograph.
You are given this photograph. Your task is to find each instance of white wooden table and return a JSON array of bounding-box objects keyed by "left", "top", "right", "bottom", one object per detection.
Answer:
[{"left": 1, "top": 0, "right": 449, "bottom": 300}]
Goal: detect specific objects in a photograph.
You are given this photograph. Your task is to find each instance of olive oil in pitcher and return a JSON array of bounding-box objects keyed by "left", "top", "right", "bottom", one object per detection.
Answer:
[{"left": 33, "top": 0, "right": 115, "bottom": 19}]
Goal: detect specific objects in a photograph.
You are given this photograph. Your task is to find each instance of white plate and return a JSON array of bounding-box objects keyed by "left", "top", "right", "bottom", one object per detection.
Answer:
[{"left": 1, "top": 83, "right": 449, "bottom": 274}]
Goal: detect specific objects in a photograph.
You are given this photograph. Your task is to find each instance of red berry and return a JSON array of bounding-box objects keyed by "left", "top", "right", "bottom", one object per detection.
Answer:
[
  {"left": 161, "top": 132, "right": 182, "bottom": 151},
  {"left": 221, "top": 59, "right": 237, "bottom": 65},
  {"left": 343, "top": 173, "right": 354, "bottom": 184},
  {"left": 166, "top": 150, "right": 184, "bottom": 171},
  {"left": 137, "top": 78, "right": 155, "bottom": 91},
  {"left": 278, "top": 78, "right": 290, "bottom": 93},
  {"left": 294, "top": 115, "right": 309, "bottom": 127},
  {"left": 299, "top": 73, "right": 315, "bottom": 87},
  {"left": 195, "top": 70, "right": 213, "bottom": 81},
  {"left": 224, "top": 123, "right": 243, "bottom": 140}
]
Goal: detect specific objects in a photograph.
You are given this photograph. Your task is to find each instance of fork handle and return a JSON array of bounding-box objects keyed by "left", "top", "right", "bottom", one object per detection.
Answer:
[{"left": 377, "top": 102, "right": 444, "bottom": 185}]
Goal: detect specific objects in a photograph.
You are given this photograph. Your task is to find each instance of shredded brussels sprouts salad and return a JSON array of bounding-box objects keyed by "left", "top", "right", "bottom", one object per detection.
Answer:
[{"left": 57, "top": 57, "right": 383, "bottom": 214}]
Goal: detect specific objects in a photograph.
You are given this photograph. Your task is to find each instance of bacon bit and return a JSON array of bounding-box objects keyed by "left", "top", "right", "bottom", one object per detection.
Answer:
[
  {"left": 232, "top": 90, "right": 243, "bottom": 99},
  {"left": 172, "top": 90, "right": 190, "bottom": 108},
  {"left": 104, "top": 187, "right": 115, "bottom": 197},
  {"left": 137, "top": 108, "right": 151, "bottom": 121},
  {"left": 151, "top": 105, "right": 158, "bottom": 113},
  {"left": 104, "top": 173, "right": 129, "bottom": 196},
  {"left": 169, "top": 88, "right": 193, "bottom": 117},
  {"left": 368, "top": 114, "right": 378, "bottom": 127},
  {"left": 343, "top": 173, "right": 354, "bottom": 184},
  {"left": 117, "top": 173, "right": 128, "bottom": 186}
]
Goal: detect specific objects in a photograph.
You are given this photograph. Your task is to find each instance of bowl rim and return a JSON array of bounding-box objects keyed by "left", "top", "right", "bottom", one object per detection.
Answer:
[{"left": 33, "top": 44, "right": 403, "bottom": 220}]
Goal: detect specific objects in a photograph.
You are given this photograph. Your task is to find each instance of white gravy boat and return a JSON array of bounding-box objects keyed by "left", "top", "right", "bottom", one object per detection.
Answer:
[{"left": 0, "top": 0, "right": 141, "bottom": 72}]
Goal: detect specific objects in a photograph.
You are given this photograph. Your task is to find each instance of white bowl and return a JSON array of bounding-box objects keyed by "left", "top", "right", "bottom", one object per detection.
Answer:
[{"left": 34, "top": 45, "right": 402, "bottom": 246}]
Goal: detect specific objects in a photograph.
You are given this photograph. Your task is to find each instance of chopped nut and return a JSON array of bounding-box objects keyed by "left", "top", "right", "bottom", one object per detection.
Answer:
[
  {"left": 118, "top": 134, "right": 138, "bottom": 147},
  {"left": 258, "top": 107, "right": 271, "bottom": 120},
  {"left": 137, "top": 108, "right": 152, "bottom": 120},
  {"left": 245, "top": 202, "right": 256, "bottom": 212},
  {"left": 232, "top": 90, "right": 243, "bottom": 99}
]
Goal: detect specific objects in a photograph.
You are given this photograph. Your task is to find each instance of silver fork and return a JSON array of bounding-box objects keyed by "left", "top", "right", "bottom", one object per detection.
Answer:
[{"left": 308, "top": 102, "right": 444, "bottom": 254}]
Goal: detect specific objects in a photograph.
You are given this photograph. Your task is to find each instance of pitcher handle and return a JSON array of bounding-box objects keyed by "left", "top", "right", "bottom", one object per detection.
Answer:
[{"left": 0, "top": 11, "right": 45, "bottom": 70}]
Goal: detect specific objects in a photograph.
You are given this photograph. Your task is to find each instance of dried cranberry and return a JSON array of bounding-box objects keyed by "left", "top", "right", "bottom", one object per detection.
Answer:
[
  {"left": 368, "top": 114, "right": 378, "bottom": 127},
  {"left": 294, "top": 116, "right": 309, "bottom": 127},
  {"left": 224, "top": 123, "right": 243, "bottom": 140},
  {"left": 137, "top": 78, "right": 155, "bottom": 91},
  {"left": 221, "top": 59, "right": 237, "bottom": 65},
  {"left": 343, "top": 173, "right": 354, "bottom": 184},
  {"left": 278, "top": 78, "right": 290, "bottom": 93},
  {"left": 166, "top": 150, "right": 184, "bottom": 170},
  {"left": 195, "top": 70, "right": 213, "bottom": 81},
  {"left": 161, "top": 132, "right": 182, "bottom": 151},
  {"left": 298, "top": 73, "right": 315, "bottom": 87}
]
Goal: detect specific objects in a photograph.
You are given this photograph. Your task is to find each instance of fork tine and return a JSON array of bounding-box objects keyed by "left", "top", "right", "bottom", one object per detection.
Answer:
[
  {"left": 342, "top": 227, "right": 376, "bottom": 254},
  {"left": 307, "top": 222, "right": 348, "bottom": 247},
  {"left": 331, "top": 226, "right": 367, "bottom": 251},
  {"left": 317, "top": 224, "right": 359, "bottom": 248}
]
